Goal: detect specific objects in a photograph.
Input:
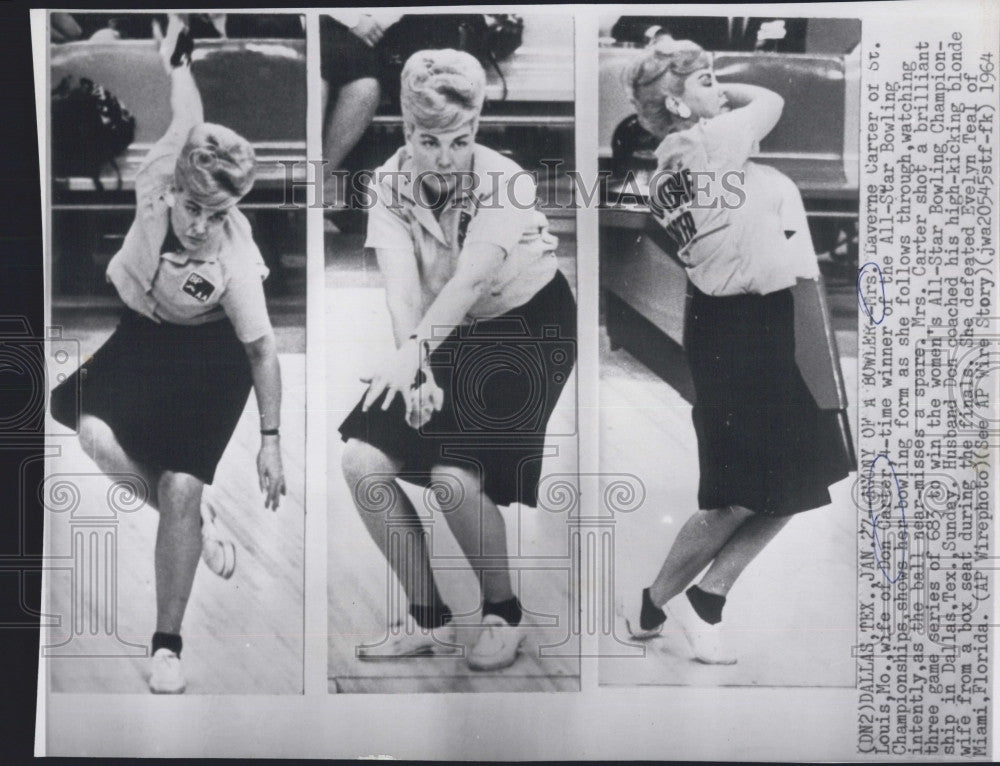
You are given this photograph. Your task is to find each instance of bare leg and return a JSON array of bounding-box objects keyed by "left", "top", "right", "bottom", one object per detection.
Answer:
[
  {"left": 647, "top": 505, "right": 754, "bottom": 607},
  {"left": 78, "top": 414, "right": 159, "bottom": 508},
  {"left": 342, "top": 439, "right": 442, "bottom": 607},
  {"left": 154, "top": 471, "right": 204, "bottom": 634},
  {"left": 696, "top": 514, "right": 791, "bottom": 597},
  {"left": 79, "top": 414, "right": 208, "bottom": 634},
  {"left": 322, "top": 76, "right": 380, "bottom": 205},
  {"left": 432, "top": 465, "right": 514, "bottom": 604}
]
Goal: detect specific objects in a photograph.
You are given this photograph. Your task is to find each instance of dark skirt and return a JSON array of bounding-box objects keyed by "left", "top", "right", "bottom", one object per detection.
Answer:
[
  {"left": 685, "top": 285, "right": 850, "bottom": 516},
  {"left": 339, "top": 270, "right": 577, "bottom": 508},
  {"left": 50, "top": 310, "right": 253, "bottom": 485}
]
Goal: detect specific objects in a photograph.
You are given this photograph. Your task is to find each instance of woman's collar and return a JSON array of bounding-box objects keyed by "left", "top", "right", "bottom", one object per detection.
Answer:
[{"left": 159, "top": 214, "right": 221, "bottom": 264}]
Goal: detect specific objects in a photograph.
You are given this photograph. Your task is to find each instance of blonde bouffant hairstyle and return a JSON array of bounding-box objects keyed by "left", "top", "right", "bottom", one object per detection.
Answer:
[
  {"left": 623, "top": 37, "right": 712, "bottom": 139},
  {"left": 400, "top": 48, "right": 487, "bottom": 132},
  {"left": 174, "top": 122, "right": 256, "bottom": 207}
]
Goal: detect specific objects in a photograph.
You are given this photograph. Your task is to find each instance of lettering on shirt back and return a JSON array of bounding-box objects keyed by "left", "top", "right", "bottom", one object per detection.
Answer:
[{"left": 648, "top": 168, "right": 698, "bottom": 256}]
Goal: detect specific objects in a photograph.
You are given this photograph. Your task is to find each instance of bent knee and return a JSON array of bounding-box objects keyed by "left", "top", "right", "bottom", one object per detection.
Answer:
[
  {"left": 349, "top": 76, "right": 380, "bottom": 101},
  {"left": 77, "top": 414, "right": 112, "bottom": 461},
  {"left": 158, "top": 471, "right": 203, "bottom": 513},
  {"left": 429, "top": 464, "right": 483, "bottom": 499},
  {"left": 718, "top": 505, "right": 756, "bottom": 523},
  {"left": 341, "top": 439, "right": 396, "bottom": 485}
]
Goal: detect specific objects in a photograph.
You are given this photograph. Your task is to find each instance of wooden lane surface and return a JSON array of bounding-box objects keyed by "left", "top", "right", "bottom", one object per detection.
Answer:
[
  {"left": 598, "top": 328, "right": 859, "bottom": 688},
  {"left": 326, "top": 280, "right": 580, "bottom": 694},
  {"left": 45, "top": 338, "right": 306, "bottom": 695}
]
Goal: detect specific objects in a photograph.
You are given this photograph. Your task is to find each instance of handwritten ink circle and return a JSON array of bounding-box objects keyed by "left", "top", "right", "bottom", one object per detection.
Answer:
[{"left": 857, "top": 262, "right": 886, "bottom": 325}]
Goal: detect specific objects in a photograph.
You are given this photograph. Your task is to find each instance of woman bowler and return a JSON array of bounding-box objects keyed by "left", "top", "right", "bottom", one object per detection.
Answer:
[
  {"left": 338, "top": 49, "right": 576, "bottom": 672},
  {"left": 621, "top": 37, "right": 850, "bottom": 663},
  {"left": 50, "top": 16, "right": 286, "bottom": 693}
]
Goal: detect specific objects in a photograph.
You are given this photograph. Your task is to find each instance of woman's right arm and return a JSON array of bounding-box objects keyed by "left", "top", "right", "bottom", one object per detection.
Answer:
[
  {"left": 376, "top": 248, "right": 423, "bottom": 348},
  {"left": 155, "top": 15, "right": 204, "bottom": 144},
  {"left": 163, "top": 66, "right": 204, "bottom": 140},
  {"left": 365, "top": 171, "right": 423, "bottom": 348},
  {"left": 718, "top": 83, "right": 784, "bottom": 143},
  {"left": 134, "top": 16, "right": 203, "bottom": 199}
]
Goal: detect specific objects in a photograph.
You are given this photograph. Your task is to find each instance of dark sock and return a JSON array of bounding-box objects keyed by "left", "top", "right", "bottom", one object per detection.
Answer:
[
  {"left": 151, "top": 631, "right": 183, "bottom": 657},
  {"left": 483, "top": 596, "right": 522, "bottom": 626},
  {"left": 409, "top": 602, "right": 453, "bottom": 629},
  {"left": 640, "top": 587, "right": 667, "bottom": 631},
  {"left": 686, "top": 585, "right": 726, "bottom": 625}
]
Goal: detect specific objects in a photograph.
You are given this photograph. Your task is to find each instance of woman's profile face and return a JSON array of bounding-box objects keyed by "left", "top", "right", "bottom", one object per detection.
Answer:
[
  {"left": 169, "top": 188, "right": 235, "bottom": 251},
  {"left": 406, "top": 121, "right": 476, "bottom": 201},
  {"left": 677, "top": 68, "right": 728, "bottom": 120}
]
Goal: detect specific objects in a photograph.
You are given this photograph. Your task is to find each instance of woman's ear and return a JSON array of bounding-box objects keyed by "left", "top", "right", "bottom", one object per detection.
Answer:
[
  {"left": 664, "top": 95, "right": 692, "bottom": 120},
  {"left": 164, "top": 188, "right": 176, "bottom": 207}
]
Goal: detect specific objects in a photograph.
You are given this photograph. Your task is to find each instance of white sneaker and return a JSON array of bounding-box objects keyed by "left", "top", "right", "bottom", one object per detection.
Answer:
[
  {"left": 356, "top": 618, "right": 461, "bottom": 660},
  {"left": 148, "top": 648, "right": 186, "bottom": 694},
  {"left": 666, "top": 595, "right": 737, "bottom": 665},
  {"left": 200, "top": 501, "right": 236, "bottom": 580},
  {"left": 467, "top": 614, "right": 526, "bottom": 671},
  {"left": 623, "top": 590, "right": 664, "bottom": 641}
]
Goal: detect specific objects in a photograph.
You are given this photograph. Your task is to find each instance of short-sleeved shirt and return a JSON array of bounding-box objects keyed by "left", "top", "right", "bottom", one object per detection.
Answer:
[
  {"left": 364, "top": 144, "right": 558, "bottom": 320},
  {"left": 647, "top": 110, "right": 820, "bottom": 296},
  {"left": 105, "top": 127, "right": 272, "bottom": 344}
]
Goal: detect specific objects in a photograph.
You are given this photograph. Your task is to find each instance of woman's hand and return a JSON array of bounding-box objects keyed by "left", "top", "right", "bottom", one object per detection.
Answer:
[
  {"left": 406, "top": 375, "right": 445, "bottom": 430},
  {"left": 256, "top": 438, "right": 286, "bottom": 511},
  {"left": 152, "top": 14, "right": 192, "bottom": 73},
  {"left": 350, "top": 15, "right": 385, "bottom": 47},
  {"left": 243, "top": 334, "right": 284, "bottom": 510},
  {"left": 361, "top": 339, "right": 422, "bottom": 412}
]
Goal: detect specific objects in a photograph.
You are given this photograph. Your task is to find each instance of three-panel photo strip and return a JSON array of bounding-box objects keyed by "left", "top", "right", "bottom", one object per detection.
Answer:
[{"left": 39, "top": 6, "right": 866, "bottom": 757}]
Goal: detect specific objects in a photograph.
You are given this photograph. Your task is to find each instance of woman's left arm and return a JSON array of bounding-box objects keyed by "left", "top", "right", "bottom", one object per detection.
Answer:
[
  {"left": 362, "top": 242, "right": 505, "bottom": 412},
  {"left": 413, "top": 242, "right": 506, "bottom": 350},
  {"left": 244, "top": 333, "right": 286, "bottom": 510}
]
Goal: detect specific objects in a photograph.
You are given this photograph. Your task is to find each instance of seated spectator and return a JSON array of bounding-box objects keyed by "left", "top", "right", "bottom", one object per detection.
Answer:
[{"left": 320, "top": 12, "right": 402, "bottom": 206}]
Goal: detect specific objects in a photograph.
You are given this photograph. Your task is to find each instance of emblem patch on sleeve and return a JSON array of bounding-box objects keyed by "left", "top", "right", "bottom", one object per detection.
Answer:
[{"left": 181, "top": 272, "right": 216, "bottom": 302}]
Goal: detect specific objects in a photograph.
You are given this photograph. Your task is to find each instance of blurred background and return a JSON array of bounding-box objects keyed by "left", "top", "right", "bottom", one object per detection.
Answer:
[
  {"left": 49, "top": 12, "right": 306, "bottom": 350},
  {"left": 599, "top": 16, "right": 861, "bottom": 359},
  {"left": 320, "top": 12, "right": 575, "bottom": 236}
]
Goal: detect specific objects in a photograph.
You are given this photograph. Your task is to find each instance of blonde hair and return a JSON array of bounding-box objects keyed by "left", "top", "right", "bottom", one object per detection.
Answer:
[
  {"left": 623, "top": 38, "right": 712, "bottom": 139},
  {"left": 174, "top": 122, "right": 256, "bottom": 206},
  {"left": 400, "top": 49, "right": 487, "bottom": 132}
]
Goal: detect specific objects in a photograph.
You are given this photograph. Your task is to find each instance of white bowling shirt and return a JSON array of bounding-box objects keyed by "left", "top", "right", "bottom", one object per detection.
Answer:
[
  {"left": 106, "top": 128, "right": 273, "bottom": 344},
  {"left": 364, "top": 144, "right": 558, "bottom": 320},
  {"left": 648, "top": 109, "right": 820, "bottom": 296}
]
